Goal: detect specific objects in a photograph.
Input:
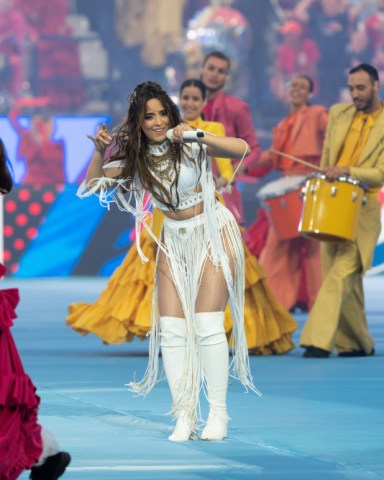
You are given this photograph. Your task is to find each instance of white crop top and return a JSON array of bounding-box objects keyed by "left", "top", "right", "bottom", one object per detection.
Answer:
[
  {"left": 79, "top": 139, "right": 218, "bottom": 264},
  {"left": 103, "top": 141, "right": 208, "bottom": 211}
]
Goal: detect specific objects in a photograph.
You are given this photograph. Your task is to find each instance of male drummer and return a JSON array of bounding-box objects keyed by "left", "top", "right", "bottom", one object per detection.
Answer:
[
  {"left": 200, "top": 51, "right": 262, "bottom": 224},
  {"left": 257, "top": 74, "right": 328, "bottom": 312},
  {"left": 300, "top": 63, "right": 384, "bottom": 358}
]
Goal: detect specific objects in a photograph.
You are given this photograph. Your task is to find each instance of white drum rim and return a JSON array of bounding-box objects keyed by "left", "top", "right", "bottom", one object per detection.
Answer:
[
  {"left": 257, "top": 175, "right": 306, "bottom": 199},
  {"left": 307, "top": 172, "right": 368, "bottom": 191}
]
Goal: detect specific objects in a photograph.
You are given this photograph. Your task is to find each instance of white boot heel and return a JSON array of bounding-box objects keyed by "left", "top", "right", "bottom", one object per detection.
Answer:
[
  {"left": 201, "top": 409, "right": 229, "bottom": 441},
  {"left": 168, "top": 415, "right": 197, "bottom": 442}
]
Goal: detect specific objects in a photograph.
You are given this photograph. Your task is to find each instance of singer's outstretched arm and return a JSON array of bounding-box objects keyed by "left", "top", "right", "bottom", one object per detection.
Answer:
[
  {"left": 201, "top": 131, "right": 250, "bottom": 160},
  {"left": 170, "top": 123, "right": 250, "bottom": 160},
  {"left": 84, "top": 122, "right": 250, "bottom": 186}
]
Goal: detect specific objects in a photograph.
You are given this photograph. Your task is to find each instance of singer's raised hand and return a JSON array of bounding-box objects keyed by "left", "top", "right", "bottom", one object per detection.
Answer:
[
  {"left": 168, "top": 123, "right": 195, "bottom": 143},
  {"left": 87, "top": 124, "right": 113, "bottom": 154}
]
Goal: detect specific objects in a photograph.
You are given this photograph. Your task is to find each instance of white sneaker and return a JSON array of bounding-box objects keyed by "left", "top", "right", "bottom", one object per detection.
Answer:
[
  {"left": 201, "top": 410, "right": 228, "bottom": 441},
  {"left": 168, "top": 415, "right": 197, "bottom": 442}
]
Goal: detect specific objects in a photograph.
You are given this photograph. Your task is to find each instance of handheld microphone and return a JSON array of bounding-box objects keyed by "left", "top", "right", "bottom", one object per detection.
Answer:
[{"left": 166, "top": 128, "right": 204, "bottom": 143}]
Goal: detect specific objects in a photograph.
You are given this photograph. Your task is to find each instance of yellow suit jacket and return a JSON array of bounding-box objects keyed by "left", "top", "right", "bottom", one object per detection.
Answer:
[{"left": 321, "top": 103, "right": 384, "bottom": 271}]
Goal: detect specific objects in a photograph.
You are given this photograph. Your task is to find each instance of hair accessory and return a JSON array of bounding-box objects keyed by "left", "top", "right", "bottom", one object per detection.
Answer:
[
  {"left": 138, "top": 130, "right": 142, "bottom": 150},
  {"left": 130, "top": 90, "right": 137, "bottom": 104}
]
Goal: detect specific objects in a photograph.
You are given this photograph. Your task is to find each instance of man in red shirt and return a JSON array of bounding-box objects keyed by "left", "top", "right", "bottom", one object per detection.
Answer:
[{"left": 201, "top": 51, "right": 262, "bottom": 224}]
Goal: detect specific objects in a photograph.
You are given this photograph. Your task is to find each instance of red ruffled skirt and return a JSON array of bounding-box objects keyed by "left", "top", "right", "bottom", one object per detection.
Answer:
[{"left": 0, "top": 263, "right": 43, "bottom": 480}]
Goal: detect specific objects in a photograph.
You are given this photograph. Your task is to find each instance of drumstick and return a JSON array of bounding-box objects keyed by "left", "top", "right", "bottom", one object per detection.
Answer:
[{"left": 270, "top": 149, "right": 323, "bottom": 172}]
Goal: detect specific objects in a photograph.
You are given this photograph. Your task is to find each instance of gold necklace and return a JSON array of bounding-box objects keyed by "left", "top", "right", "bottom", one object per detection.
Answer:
[
  {"left": 146, "top": 147, "right": 179, "bottom": 183},
  {"left": 147, "top": 150, "right": 171, "bottom": 165}
]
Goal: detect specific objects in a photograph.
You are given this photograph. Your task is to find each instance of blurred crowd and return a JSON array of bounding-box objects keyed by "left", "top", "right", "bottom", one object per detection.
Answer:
[
  {"left": 0, "top": 0, "right": 84, "bottom": 112},
  {"left": 268, "top": 0, "right": 384, "bottom": 110},
  {"left": 2, "top": 0, "right": 384, "bottom": 148}
]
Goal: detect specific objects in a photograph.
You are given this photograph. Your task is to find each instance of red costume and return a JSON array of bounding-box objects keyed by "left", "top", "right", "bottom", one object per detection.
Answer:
[
  {"left": 0, "top": 9, "right": 33, "bottom": 96},
  {"left": 9, "top": 103, "right": 65, "bottom": 186},
  {"left": 203, "top": 91, "right": 262, "bottom": 224},
  {"left": 0, "top": 263, "right": 43, "bottom": 479},
  {"left": 276, "top": 39, "right": 320, "bottom": 79}
]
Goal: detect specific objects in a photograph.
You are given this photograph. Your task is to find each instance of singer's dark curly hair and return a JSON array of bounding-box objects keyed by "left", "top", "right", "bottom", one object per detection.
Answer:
[
  {"left": 110, "top": 81, "right": 187, "bottom": 210},
  {"left": 0, "top": 138, "right": 14, "bottom": 194}
]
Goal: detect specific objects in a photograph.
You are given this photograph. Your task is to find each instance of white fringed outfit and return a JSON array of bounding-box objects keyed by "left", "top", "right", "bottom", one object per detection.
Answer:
[{"left": 77, "top": 140, "right": 260, "bottom": 431}]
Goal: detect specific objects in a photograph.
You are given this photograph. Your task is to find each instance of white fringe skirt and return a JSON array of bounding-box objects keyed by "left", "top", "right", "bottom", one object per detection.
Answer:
[{"left": 128, "top": 201, "right": 259, "bottom": 425}]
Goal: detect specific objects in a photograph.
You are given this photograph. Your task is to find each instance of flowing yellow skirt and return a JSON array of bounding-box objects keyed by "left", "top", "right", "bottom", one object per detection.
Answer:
[{"left": 67, "top": 209, "right": 298, "bottom": 354}]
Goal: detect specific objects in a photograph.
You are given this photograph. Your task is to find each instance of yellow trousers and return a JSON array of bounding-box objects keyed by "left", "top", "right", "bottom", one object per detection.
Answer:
[{"left": 300, "top": 240, "right": 375, "bottom": 354}]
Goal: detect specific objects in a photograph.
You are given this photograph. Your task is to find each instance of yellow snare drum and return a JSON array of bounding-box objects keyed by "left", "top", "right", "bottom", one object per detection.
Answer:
[{"left": 299, "top": 173, "right": 367, "bottom": 242}]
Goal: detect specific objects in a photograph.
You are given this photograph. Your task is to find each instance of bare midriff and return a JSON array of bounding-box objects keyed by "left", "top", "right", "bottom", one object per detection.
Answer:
[{"left": 163, "top": 201, "right": 205, "bottom": 220}]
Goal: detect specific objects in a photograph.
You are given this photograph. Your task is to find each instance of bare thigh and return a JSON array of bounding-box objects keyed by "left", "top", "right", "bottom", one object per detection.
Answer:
[
  {"left": 156, "top": 249, "right": 184, "bottom": 317},
  {"left": 157, "top": 229, "right": 238, "bottom": 316},
  {"left": 195, "top": 233, "right": 236, "bottom": 313}
]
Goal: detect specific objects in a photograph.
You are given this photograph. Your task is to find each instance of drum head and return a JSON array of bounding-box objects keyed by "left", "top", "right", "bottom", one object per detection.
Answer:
[{"left": 257, "top": 175, "right": 306, "bottom": 199}]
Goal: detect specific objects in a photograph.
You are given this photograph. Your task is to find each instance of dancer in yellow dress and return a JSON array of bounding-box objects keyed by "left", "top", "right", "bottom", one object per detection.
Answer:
[{"left": 67, "top": 79, "right": 297, "bottom": 354}]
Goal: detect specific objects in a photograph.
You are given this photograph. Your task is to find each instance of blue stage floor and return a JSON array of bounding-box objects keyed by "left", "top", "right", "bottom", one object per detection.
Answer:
[{"left": 5, "top": 275, "right": 384, "bottom": 480}]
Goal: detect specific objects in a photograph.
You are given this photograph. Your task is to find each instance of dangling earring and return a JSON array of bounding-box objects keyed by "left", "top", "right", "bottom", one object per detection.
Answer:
[{"left": 138, "top": 130, "right": 142, "bottom": 151}]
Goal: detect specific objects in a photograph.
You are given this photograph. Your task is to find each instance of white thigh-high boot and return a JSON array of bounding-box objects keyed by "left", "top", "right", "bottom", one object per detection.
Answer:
[
  {"left": 195, "top": 311, "right": 229, "bottom": 441},
  {"left": 160, "top": 316, "right": 195, "bottom": 442}
]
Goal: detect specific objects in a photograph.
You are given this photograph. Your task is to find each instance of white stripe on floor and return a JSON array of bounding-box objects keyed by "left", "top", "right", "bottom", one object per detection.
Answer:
[{"left": 68, "top": 464, "right": 253, "bottom": 472}]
